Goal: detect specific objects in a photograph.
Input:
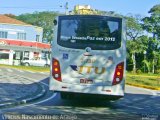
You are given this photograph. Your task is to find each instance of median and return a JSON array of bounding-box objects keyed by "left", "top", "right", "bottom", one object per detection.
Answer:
[{"left": 126, "top": 73, "right": 160, "bottom": 90}]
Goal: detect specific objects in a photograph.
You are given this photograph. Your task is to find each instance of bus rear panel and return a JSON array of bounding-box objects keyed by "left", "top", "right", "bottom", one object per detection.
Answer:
[{"left": 49, "top": 15, "right": 126, "bottom": 100}]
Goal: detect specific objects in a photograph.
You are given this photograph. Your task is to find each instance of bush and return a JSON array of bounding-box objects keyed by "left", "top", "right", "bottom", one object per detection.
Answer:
[
  {"left": 155, "top": 69, "right": 160, "bottom": 74},
  {"left": 136, "top": 69, "right": 142, "bottom": 74}
]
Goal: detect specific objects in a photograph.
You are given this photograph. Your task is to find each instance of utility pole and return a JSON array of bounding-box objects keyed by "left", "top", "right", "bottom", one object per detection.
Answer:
[{"left": 65, "top": 2, "right": 69, "bottom": 15}]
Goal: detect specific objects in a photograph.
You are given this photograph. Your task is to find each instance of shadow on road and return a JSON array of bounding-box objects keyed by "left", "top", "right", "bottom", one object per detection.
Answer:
[{"left": 1, "top": 77, "right": 159, "bottom": 120}]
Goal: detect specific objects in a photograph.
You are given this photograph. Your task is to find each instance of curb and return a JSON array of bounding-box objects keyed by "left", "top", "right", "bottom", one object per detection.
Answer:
[
  {"left": 0, "top": 82, "right": 46, "bottom": 108},
  {"left": 126, "top": 83, "right": 160, "bottom": 90}
]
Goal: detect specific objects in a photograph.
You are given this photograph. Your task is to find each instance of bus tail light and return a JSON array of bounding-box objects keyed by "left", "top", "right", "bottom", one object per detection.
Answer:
[
  {"left": 112, "top": 62, "right": 124, "bottom": 85},
  {"left": 52, "top": 58, "right": 62, "bottom": 82}
]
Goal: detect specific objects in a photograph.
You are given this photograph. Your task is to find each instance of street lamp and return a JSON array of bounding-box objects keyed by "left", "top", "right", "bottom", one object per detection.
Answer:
[{"left": 143, "top": 51, "right": 147, "bottom": 73}]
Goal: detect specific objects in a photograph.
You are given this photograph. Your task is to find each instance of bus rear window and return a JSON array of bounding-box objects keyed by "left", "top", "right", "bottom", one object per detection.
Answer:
[{"left": 58, "top": 16, "right": 122, "bottom": 50}]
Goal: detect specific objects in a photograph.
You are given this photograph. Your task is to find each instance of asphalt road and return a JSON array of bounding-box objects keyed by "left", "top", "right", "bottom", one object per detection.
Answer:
[{"left": 0, "top": 68, "right": 159, "bottom": 120}]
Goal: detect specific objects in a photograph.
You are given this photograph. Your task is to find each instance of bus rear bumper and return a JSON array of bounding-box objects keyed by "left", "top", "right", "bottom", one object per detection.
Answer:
[{"left": 49, "top": 78, "right": 125, "bottom": 97}]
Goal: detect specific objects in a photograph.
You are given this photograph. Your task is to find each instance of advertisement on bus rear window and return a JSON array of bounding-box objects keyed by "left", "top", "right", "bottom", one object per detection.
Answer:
[{"left": 58, "top": 16, "right": 122, "bottom": 50}]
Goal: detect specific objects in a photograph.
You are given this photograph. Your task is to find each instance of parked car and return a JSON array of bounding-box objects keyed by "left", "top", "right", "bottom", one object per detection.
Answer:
[{"left": 21, "top": 57, "right": 50, "bottom": 67}]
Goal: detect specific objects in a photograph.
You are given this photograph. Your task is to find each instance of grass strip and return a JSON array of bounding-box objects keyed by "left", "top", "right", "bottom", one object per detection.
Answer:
[{"left": 126, "top": 73, "right": 160, "bottom": 90}]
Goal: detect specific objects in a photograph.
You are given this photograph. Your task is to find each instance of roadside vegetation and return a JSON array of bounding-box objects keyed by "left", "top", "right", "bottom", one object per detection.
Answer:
[{"left": 126, "top": 72, "right": 160, "bottom": 90}]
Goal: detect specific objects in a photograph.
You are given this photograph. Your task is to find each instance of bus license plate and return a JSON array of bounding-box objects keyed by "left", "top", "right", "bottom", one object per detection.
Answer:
[{"left": 80, "top": 79, "right": 93, "bottom": 84}]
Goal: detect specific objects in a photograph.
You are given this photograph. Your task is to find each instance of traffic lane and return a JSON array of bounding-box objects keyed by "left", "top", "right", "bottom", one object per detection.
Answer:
[
  {"left": 1, "top": 67, "right": 155, "bottom": 96},
  {"left": 17, "top": 92, "right": 159, "bottom": 119},
  {"left": 0, "top": 67, "right": 49, "bottom": 83},
  {"left": 115, "top": 96, "right": 160, "bottom": 119},
  {"left": 1, "top": 72, "right": 156, "bottom": 109},
  {"left": 1, "top": 93, "right": 140, "bottom": 116},
  {"left": 1, "top": 85, "right": 158, "bottom": 119},
  {"left": 33, "top": 85, "right": 160, "bottom": 115},
  {"left": 1, "top": 93, "right": 149, "bottom": 120},
  {"left": 2, "top": 86, "right": 157, "bottom": 114},
  {"left": 24, "top": 74, "right": 155, "bottom": 108},
  {"left": 1, "top": 68, "right": 156, "bottom": 105},
  {"left": 1, "top": 68, "right": 159, "bottom": 118},
  {"left": 36, "top": 91, "right": 156, "bottom": 114},
  {"left": 115, "top": 86, "right": 160, "bottom": 114},
  {"left": 33, "top": 80, "right": 156, "bottom": 107}
]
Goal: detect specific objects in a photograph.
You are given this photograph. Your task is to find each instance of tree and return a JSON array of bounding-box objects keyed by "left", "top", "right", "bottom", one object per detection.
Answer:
[
  {"left": 125, "top": 15, "right": 143, "bottom": 73},
  {"left": 142, "top": 4, "right": 160, "bottom": 73},
  {"left": 16, "top": 11, "right": 60, "bottom": 43},
  {"left": 4, "top": 14, "right": 16, "bottom": 18}
]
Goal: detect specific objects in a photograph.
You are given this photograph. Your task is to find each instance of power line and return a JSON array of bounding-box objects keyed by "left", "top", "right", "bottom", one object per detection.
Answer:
[{"left": 0, "top": 6, "right": 64, "bottom": 10}]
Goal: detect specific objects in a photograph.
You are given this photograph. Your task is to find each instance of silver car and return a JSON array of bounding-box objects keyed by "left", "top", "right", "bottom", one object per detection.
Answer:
[{"left": 21, "top": 57, "right": 50, "bottom": 67}]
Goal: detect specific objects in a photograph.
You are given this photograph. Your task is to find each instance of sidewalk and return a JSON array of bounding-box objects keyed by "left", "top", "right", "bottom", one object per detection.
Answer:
[{"left": 0, "top": 72, "right": 46, "bottom": 108}]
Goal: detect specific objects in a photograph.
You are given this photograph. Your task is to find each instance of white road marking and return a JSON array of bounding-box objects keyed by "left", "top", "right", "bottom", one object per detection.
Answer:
[
  {"left": 7, "top": 69, "right": 13, "bottom": 72},
  {"left": 3, "top": 92, "right": 57, "bottom": 110},
  {"left": 127, "top": 85, "right": 157, "bottom": 96},
  {"left": 31, "top": 93, "right": 57, "bottom": 105},
  {"left": 26, "top": 70, "right": 35, "bottom": 73},
  {"left": 40, "top": 72, "right": 45, "bottom": 74},
  {"left": 40, "top": 81, "right": 48, "bottom": 87},
  {"left": 2, "top": 80, "right": 57, "bottom": 110},
  {"left": 16, "top": 70, "right": 24, "bottom": 73}
]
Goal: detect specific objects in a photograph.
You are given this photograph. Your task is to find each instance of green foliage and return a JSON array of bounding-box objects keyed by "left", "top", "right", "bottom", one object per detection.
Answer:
[
  {"left": 149, "top": 4, "right": 160, "bottom": 14},
  {"left": 141, "top": 4, "right": 160, "bottom": 74},
  {"left": 125, "top": 15, "right": 143, "bottom": 40},
  {"left": 126, "top": 4, "right": 160, "bottom": 74},
  {"left": 126, "top": 73, "right": 160, "bottom": 89},
  {"left": 10, "top": 4, "right": 160, "bottom": 74},
  {"left": 16, "top": 11, "right": 60, "bottom": 43},
  {"left": 136, "top": 69, "right": 142, "bottom": 74},
  {"left": 142, "top": 60, "right": 151, "bottom": 73},
  {"left": 142, "top": 4, "right": 160, "bottom": 39},
  {"left": 156, "top": 69, "right": 160, "bottom": 74}
]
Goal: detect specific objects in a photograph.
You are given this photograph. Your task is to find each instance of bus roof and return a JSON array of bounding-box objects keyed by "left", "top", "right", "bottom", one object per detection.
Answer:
[{"left": 57, "top": 14, "right": 123, "bottom": 19}]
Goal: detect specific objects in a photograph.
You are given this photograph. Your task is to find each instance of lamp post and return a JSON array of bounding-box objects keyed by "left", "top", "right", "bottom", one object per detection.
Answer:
[{"left": 143, "top": 51, "right": 147, "bottom": 73}]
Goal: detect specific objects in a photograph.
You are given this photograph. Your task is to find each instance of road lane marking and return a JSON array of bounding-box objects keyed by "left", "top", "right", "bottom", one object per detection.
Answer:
[
  {"left": 3, "top": 92, "right": 57, "bottom": 110},
  {"left": 127, "top": 85, "right": 157, "bottom": 96},
  {"left": 2, "top": 80, "right": 57, "bottom": 110},
  {"left": 40, "top": 72, "right": 46, "bottom": 74},
  {"left": 16, "top": 70, "right": 24, "bottom": 73},
  {"left": 40, "top": 81, "right": 48, "bottom": 87},
  {"left": 32, "top": 93, "right": 57, "bottom": 105},
  {"left": 6, "top": 69, "right": 13, "bottom": 72},
  {"left": 26, "top": 70, "right": 35, "bottom": 73},
  {"left": 127, "top": 85, "right": 160, "bottom": 99}
]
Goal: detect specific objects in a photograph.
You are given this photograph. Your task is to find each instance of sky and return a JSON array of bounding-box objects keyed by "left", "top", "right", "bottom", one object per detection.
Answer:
[{"left": 0, "top": 0, "right": 159, "bottom": 16}]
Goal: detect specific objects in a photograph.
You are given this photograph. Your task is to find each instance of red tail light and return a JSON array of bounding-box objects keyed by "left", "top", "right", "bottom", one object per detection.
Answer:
[
  {"left": 52, "top": 58, "right": 62, "bottom": 82},
  {"left": 112, "top": 62, "right": 124, "bottom": 85}
]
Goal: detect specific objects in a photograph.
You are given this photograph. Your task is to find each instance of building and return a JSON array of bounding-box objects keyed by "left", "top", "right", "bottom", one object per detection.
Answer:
[
  {"left": 73, "top": 5, "right": 98, "bottom": 15},
  {"left": 0, "top": 15, "right": 50, "bottom": 65}
]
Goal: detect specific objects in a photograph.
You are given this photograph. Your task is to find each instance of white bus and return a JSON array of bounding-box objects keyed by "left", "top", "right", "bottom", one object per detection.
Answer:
[{"left": 49, "top": 15, "right": 126, "bottom": 100}]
